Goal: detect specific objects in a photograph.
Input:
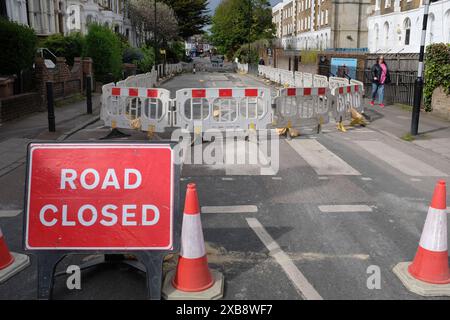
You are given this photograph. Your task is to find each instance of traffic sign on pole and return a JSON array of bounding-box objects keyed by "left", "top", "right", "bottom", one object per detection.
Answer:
[{"left": 23, "top": 142, "right": 181, "bottom": 299}]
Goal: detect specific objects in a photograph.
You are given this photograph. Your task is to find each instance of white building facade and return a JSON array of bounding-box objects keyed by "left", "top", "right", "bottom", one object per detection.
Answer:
[
  {"left": 3, "top": 0, "right": 136, "bottom": 45},
  {"left": 367, "top": 0, "right": 450, "bottom": 53}
]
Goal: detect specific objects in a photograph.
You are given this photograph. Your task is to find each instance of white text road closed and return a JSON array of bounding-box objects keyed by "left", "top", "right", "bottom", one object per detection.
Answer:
[{"left": 25, "top": 143, "right": 174, "bottom": 250}]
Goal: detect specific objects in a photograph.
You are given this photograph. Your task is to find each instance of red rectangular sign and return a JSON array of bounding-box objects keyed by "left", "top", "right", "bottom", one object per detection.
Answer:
[{"left": 25, "top": 143, "right": 174, "bottom": 251}]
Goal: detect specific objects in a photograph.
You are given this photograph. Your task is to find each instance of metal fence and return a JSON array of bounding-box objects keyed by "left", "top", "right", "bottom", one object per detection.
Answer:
[{"left": 317, "top": 64, "right": 417, "bottom": 106}]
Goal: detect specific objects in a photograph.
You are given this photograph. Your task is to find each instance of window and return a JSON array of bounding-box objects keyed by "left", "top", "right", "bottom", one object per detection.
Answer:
[
  {"left": 445, "top": 10, "right": 450, "bottom": 43},
  {"left": 375, "top": 0, "right": 380, "bottom": 10},
  {"left": 325, "top": 10, "right": 328, "bottom": 24},
  {"left": 427, "top": 13, "right": 435, "bottom": 44},
  {"left": 403, "top": 18, "right": 411, "bottom": 45},
  {"left": 383, "top": 22, "right": 389, "bottom": 46},
  {"left": 385, "top": 0, "right": 391, "bottom": 8},
  {"left": 374, "top": 23, "right": 379, "bottom": 48}
]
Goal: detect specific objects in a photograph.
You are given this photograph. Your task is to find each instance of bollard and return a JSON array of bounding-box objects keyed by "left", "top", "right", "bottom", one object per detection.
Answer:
[
  {"left": 86, "top": 75, "right": 92, "bottom": 115},
  {"left": 46, "top": 82, "right": 56, "bottom": 132}
]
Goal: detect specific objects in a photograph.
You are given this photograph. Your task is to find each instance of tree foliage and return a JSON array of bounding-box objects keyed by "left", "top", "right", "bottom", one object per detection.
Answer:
[
  {"left": 84, "top": 24, "right": 123, "bottom": 82},
  {"left": 161, "top": 0, "right": 210, "bottom": 39},
  {"left": 129, "top": 0, "right": 179, "bottom": 45},
  {"left": 42, "top": 32, "right": 85, "bottom": 66},
  {"left": 0, "top": 18, "right": 37, "bottom": 75},
  {"left": 210, "top": 0, "right": 274, "bottom": 58},
  {"left": 424, "top": 43, "right": 450, "bottom": 112}
]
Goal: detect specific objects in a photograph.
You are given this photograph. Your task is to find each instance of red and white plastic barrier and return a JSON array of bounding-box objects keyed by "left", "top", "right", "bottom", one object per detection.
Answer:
[
  {"left": 101, "top": 86, "right": 172, "bottom": 133},
  {"left": 273, "top": 87, "right": 331, "bottom": 132},
  {"left": 175, "top": 87, "right": 272, "bottom": 133}
]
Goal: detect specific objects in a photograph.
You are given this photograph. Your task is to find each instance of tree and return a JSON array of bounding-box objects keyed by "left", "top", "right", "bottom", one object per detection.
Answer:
[
  {"left": 210, "top": 0, "right": 274, "bottom": 58},
  {"left": 162, "top": 0, "right": 210, "bottom": 39},
  {"left": 129, "top": 0, "right": 179, "bottom": 46},
  {"left": 0, "top": 18, "right": 37, "bottom": 75},
  {"left": 84, "top": 24, "right": 123, "bottom": 82}
]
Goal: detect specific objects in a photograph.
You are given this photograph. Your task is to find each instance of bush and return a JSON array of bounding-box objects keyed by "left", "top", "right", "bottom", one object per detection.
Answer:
[
  {"left": 166, "top": 41, "right": 185, "bottom": 63},
  {"left": 123, "top": 47, "right": 144, "bottom": 64},
  {"left": 424, "top": 43, "right": 450, "bottom": 112},
  {"left": 84, "top": 24, "right": 123, "bottom": 82},
  {"left": 0, "top": 18, "right": 37, "bottom": 75},
  {"left": 137, "top": 45, "right": 155, "bottom": 73},
  {"left": 42, "top": 32, "right": 85, "bottom": 66}
]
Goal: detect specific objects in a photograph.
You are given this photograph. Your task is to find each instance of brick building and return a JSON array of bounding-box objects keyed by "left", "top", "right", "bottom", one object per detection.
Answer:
[{"left": 272, "top": 0, "right": 371, "bottom": 51}]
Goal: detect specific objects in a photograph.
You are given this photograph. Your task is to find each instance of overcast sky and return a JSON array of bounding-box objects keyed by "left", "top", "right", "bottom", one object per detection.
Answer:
[{"left": 208, "top": 0, "right": 282, "bottom": 15}]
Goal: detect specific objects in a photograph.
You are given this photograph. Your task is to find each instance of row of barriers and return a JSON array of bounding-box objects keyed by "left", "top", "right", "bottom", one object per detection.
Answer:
[{"left": 101, "top": 67, "right": 367, "bottom": 136}]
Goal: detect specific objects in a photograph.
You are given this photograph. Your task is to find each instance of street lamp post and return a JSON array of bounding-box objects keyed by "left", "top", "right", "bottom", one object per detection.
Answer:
[
  {"left": 248, "top": 0, "right": 252, "bottom": 65},
  {"left": 411, "top": 0, "right": 431, "bottom": 136}
]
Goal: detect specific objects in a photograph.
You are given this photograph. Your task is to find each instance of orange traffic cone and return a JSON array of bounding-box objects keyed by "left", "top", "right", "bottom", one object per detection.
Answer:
[
  {"left": 0, "top": 228, "right": 14, "bottom": 270},
  {"left": 408, "top": 180, "right": 450, "bottom": 284},
  {"left": 172, "top": 183, "right": 214, "bottom": 292},
  {"left": 162, "top": 183, "right": 224, "bottom": 300},
  {"left": 0, "top": 227, "right": 30, "bottom": 283}
]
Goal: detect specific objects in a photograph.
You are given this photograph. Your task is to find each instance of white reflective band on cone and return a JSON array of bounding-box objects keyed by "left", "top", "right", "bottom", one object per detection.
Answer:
[
  {"left": 419, "top": 207, "right": 448, "bottom": 252},
  {"left": 180, "top": 214, "right": 206, "bottom": 259}
]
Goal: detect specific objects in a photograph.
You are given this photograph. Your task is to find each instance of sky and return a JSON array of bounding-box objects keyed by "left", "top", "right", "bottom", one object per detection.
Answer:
[{"left": 208, "top": 0, "right": 282, "bottom": 15}]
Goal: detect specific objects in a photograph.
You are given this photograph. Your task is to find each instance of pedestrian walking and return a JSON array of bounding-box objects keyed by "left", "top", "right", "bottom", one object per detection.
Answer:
[{"left": 370, "top": 56, "right": 391, "bottom": 108}]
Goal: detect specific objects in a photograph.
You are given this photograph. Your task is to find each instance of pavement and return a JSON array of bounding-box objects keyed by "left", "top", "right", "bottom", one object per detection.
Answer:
[{"left": 0, "top": 68, "right": 449, "bottom": 300}]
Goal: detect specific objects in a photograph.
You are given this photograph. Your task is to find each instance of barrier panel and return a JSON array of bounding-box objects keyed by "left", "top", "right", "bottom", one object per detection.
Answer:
[
  {"left": 302, "top": 73, "right": 313, "bottom": 87},
  {"left": 313, "top": 74, "right": 328, "bottom": 88},
  {"left": 329, "top": 76, "right": 350, "bottom": 91},
  {"left": 273, "top": 87, "right": 331, "bottom": 133},
  {"left": 101, "top": 86, "right": 172, "bottom": 133},
  {"left": 294, "top": 72, "right": 303, "bottom": 87},
  {"left": 175, "top": 87, "right": 272, "bottom": 134},
  {"left": 237, "top": 63, "right": 249, "bottom": 74},
  {"left": 330, "top": 84, "right": 364, "bottom": 129}
]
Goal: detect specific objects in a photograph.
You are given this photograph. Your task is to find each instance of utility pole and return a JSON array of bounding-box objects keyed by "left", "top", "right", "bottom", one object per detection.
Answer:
[
  {"left": 154, "top": 0, "right": 159, "bottom": 80},
  {"left": 411, "top": 0, "right": 431, "bottom": 136}
]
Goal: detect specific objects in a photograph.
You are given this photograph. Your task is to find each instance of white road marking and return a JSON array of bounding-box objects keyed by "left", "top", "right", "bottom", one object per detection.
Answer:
[
  {"left": 0, "top": 210, "right": 22, "bottom": 218},
  {"left": 246, "top": 218, "right": 323, "bottom": 300},
  {"left": 410, "top": 178, "right": 422, "bottom": 182},
  {"left": 318, "top": 205, "right": 373, "bottom": 213},
  {"left": 202, "top": 205, "right": 258, "bottom": 214},
  {"left": 355, "top": 141, "right": 447, "bottom": 177},
  {"left": 318, "top": 176, "right": 329, "bottom": 180},
  {"left": 221, "top": 177, "right": 234, "bottom": 181},
  {"left": 287, "top": 139, "right": 361, "bottom": 176},
  {"left": 272, "top": 177, "right": 283, "bottom": 180},
  {"left": 361, "top": 177, "right": 373, "bottom": 181}
]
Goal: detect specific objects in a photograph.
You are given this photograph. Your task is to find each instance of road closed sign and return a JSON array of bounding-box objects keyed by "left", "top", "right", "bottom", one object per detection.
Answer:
[{"left": 24, "top": 143, "right": 176, "bottom": 251}]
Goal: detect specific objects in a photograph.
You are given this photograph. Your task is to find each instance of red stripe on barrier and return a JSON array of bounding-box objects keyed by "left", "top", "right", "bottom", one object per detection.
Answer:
[
  {"left": 245, "top": 89, "right": 258, "bottom": 97},
  {"left": 129, "top": 88, "right": 139, "bottom": 97},
  {"left": 192, "top": 89, "right": 206, "bottom": 98},
  {"left": 346, "top": 86, "right": 351, "bottom": 93},
  {"left": 318, "top": 87, "right": 326, "bottom": 95},
  {"left": 355, "top": 85, "right": 359, "bottom": 92},
  {"left": 112, "top": 88, "right": 121, "bottom": 96},
  {"left": 287, "top": 88, "right": 296, "bottom": 96},
  {"left": 339, "top": 87, "right": 344, "bottom": 94},
  {"left": 219, "top": 89, "right": 232, "bottom": 97},
  {"left": 303, "top": 88, "right": 312, "bottom": 96},
  {"left": 147, "top": 89, "right": 158, "bottom": 98}
]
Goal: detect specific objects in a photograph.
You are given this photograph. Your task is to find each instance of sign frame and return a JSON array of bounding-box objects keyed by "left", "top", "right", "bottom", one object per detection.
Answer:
[{"left": 22, "top": 141, "right": 181, "bottom": 300}]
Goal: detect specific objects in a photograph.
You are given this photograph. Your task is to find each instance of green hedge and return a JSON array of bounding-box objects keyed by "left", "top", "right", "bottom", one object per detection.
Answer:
[
  {"left": 84, "top": 24, "right": 122, "bottom": 82},
  {"left": 424, "top": 43, "right": 450, "bottom": 112},
  {"left": 0, "top": 18, "right": 37, "bottom": 75},
  {"left": 42, "top": 32, "right": 85, "bottom": 66}
]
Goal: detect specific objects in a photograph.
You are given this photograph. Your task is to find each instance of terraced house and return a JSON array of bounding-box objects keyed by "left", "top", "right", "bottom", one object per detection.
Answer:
[
  {"left": 367, "top": 0, "right": 450, "bottom": 53},
  {"left": 272, "top": 0, "right": 372, "bottom": 51}
]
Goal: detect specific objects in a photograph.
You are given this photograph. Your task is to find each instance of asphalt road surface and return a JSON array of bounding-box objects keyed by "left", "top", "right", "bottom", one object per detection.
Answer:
[{"left": 0, "top": 68, "right": 449, "bottom": 300}]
